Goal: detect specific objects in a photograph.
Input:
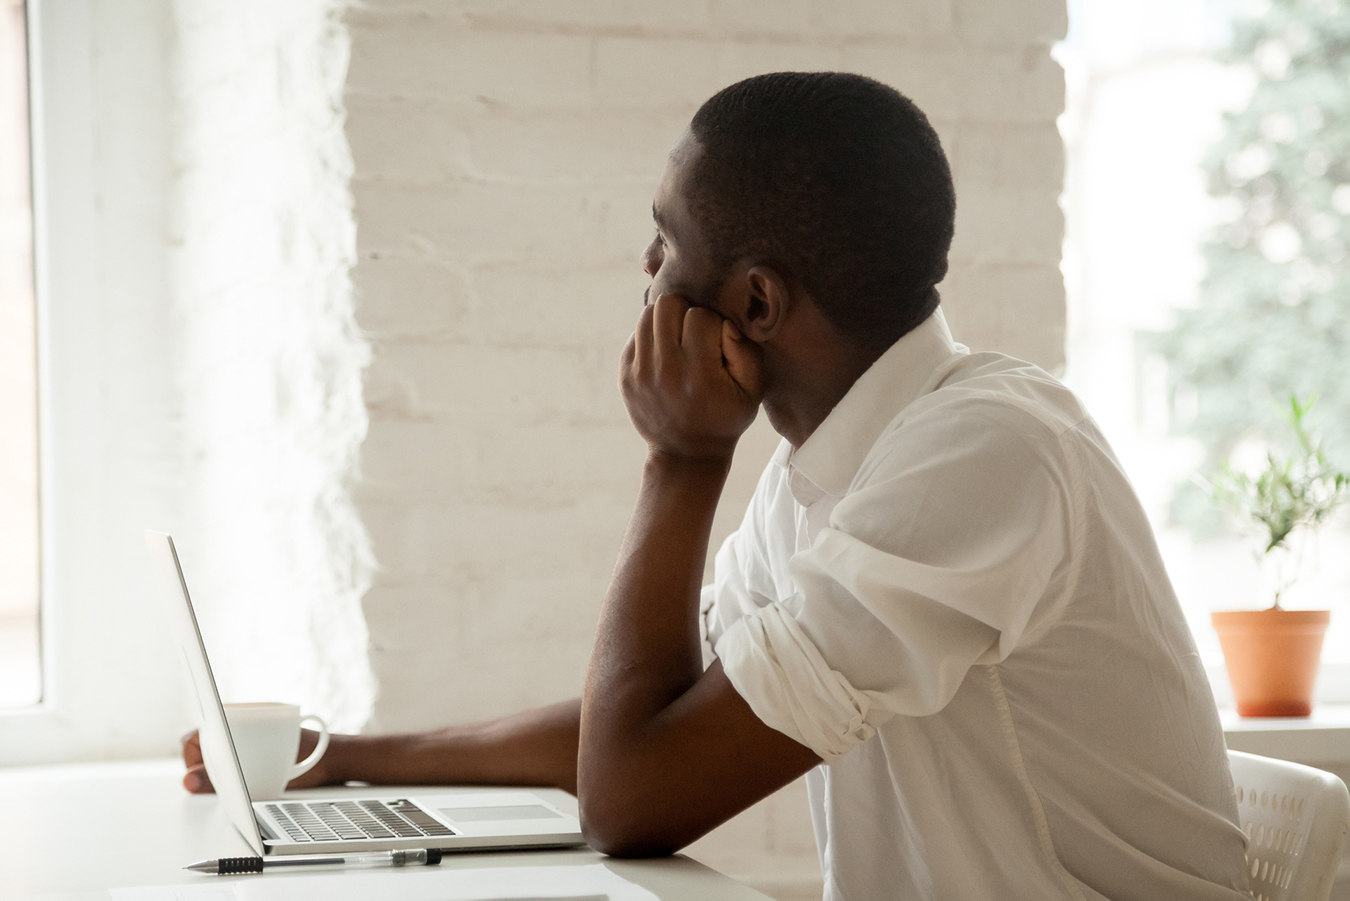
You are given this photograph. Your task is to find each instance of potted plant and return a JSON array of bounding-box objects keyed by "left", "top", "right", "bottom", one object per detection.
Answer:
[{"left": 1205, "top": 396, "right": 1349, "bottom": 717}]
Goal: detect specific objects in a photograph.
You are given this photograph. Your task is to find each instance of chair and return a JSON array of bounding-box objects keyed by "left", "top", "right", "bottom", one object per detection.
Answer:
[{"left": 1228, "top": 749, "right": 1350, "bottom": 901}]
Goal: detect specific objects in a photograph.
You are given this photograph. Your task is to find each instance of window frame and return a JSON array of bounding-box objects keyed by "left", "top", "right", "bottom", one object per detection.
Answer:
[
  {"left": 0, "top": 0, "right": 92, "bottom": 758},
  {"left": 0, "top": 0, "right": 185, "bottom": 764},
  {"left": 0, "top": 0, "right": 42, "bottom": 711}
]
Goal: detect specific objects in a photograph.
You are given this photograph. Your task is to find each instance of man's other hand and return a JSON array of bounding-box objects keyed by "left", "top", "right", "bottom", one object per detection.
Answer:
[
  {"left": 621, "top": 294, "right": 763, "bottom": 462},
  {"left": 180, "top": 728, "right": 334, "bottom": 794}
]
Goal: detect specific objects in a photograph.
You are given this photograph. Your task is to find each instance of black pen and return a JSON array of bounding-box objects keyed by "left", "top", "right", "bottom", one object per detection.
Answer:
[{"left": 184, "top": 848, "right": 443, "bottom": 874}]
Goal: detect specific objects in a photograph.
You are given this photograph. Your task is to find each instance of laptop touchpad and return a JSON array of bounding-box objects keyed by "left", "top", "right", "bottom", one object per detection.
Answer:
[{"left": 439, "top": 805, "right": 563, "bottom": 822}]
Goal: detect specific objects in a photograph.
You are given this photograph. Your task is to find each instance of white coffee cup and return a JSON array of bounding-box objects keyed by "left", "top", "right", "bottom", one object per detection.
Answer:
[{"left": 220, "top": 702, "right": 329, "bottom": 801}]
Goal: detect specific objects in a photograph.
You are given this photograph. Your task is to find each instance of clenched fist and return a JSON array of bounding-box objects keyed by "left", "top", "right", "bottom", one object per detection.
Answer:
[{"left": 620, "top": 294, "right": 763, "bottom": 462}]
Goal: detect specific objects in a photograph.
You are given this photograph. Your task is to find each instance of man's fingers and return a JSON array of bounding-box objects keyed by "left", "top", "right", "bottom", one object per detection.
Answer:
[
  {"left": 182, "top": 729, "right": 214, "bottom": 793},
  {"left": 184, "top": 764, "right": 215, "bottom": 794},
  {"left": 620, "top": 332, "right": 636, "bottom": 374},
  {"left": 632, "top": 302, "right": 656, "bottom": 375},
  {"left": 721, "top": 319, "right": 764, "bottom": 400},
  {"left": 651, "top": 294, "right": 689, "bottom": 374},
  {"left": 623, "top": 288, "right": 759, "bottom": 458},
  {"left": 681, "top": 306, "right": 724, "bottom": 361},
  {"left": 181, "top": 730, "right": 203, "bottom": 767}
]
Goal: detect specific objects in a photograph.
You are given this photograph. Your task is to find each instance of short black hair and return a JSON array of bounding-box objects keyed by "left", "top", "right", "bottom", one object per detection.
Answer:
[{"left": 687, "top": 71, "right": 956, "bottom": 349}]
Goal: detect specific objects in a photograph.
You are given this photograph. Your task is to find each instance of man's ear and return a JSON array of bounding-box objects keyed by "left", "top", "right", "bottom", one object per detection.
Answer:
[{"left": 720, "top": 263, "right": 790, "bottom": 343}]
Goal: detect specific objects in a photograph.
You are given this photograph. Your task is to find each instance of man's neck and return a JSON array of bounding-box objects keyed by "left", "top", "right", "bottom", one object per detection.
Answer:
[{"left": 760, "top": 337, "right": 887, "bottom": 449}]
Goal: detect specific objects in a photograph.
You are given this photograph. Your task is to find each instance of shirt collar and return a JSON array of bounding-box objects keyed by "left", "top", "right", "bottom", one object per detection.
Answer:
[{"left": 778, "top": 307, "right": 963, "bottom": 499}]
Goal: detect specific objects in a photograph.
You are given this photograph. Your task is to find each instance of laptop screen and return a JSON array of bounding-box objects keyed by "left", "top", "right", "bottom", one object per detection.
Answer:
[{"left": 145, "top": 531, "right": 265, "bottom": 855}]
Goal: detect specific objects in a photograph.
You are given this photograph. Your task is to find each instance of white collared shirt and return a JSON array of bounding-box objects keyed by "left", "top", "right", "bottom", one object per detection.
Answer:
[{"left": 703, "top": 309, "right": 1250, "bottom": 900}]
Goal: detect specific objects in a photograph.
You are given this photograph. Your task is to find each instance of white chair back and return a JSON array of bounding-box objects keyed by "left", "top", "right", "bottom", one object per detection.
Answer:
[{"left": 1227, "top": 750, "right": 1350, "bottom": 901}]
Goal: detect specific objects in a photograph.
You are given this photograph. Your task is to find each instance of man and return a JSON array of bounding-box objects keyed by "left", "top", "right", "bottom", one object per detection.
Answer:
[{"left": 185, "top": 73, "right": 1251, "bottom": 899}]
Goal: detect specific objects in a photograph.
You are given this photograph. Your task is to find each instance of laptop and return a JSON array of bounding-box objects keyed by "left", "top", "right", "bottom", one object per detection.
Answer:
[{"left": 145, "top": 530, "right": 586, "bottom": 856}]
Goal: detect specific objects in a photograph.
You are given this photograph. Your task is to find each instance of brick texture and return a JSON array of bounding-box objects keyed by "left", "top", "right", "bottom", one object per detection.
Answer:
[{"left": 168, "top": 0, "right": 376, "bottom": 733}]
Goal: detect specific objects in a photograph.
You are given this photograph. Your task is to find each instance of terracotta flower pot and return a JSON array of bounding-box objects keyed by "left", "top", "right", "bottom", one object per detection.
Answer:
[{"left": 1211, "top": 609, "right": 1330, "bottom": 717}]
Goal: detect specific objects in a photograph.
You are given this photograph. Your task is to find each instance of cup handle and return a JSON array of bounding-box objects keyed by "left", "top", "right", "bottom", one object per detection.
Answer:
[{"left": 289, "top": 714, "right": 330, "bottom": 781}]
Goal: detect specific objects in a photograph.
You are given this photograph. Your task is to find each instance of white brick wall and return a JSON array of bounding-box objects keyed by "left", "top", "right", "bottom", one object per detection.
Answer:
[
  {"left": 168, "top": 0, "right": 375, "bottom": 732},
  {"left": 343, "top": 1, "right": 1067, "bottom": 896}
]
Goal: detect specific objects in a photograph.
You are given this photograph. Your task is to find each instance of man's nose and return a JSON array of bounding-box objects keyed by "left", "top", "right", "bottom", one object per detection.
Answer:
[{"left": 640, "top": 239, "right": 662, "bottom": 277}]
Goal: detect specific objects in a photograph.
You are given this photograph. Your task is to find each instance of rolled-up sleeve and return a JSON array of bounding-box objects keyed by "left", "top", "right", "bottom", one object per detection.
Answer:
[
  {"left": 699, "top": 584, "right": 719, "bottom": 670},
  {"left": 717, "top": 604, "right": 879, "bottom": 762},
  {"left": 716, "top": 401, "right": 1072, "bottom": 762}
]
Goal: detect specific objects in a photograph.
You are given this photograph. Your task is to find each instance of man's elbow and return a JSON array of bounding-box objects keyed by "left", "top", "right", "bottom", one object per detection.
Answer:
[
  {"left": 579, "top": 792, "right": 683, "bottom": 858},
  {"left": 582, "top": 824, "right": 677, "bottom": 859}
]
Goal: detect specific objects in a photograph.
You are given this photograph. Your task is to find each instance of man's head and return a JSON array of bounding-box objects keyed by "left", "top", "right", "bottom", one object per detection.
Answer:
[{"left": 644, "top": 71, "right": 956, "bottom": 353}]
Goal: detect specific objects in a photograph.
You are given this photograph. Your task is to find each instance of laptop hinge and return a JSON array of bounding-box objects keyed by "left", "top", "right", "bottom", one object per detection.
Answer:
[{"left": 255, "top": 812, "right": 279, "bottom": 843}]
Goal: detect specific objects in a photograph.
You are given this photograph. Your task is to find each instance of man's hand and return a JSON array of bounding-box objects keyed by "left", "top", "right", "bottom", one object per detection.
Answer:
[
  {"left": 180, "top": 728, "right": 336, "bottom": 794},
  {"left": 179, "top": 698, "right": 584, "bottom": 796},
  {"left": 620, "top": 294, "right": 763, "bottom": 462}
]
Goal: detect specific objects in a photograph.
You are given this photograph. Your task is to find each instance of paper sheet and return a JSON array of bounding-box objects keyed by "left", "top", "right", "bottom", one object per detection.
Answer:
[
  {"left": 110, "top": 888, "right": 236, "bottom": 901},
  {"left": 110, "top": 863, "right": 658, "bottom": 901}
]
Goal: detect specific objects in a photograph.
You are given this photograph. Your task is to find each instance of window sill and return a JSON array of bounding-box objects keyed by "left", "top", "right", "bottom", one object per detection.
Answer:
[{"left": 1221, "top": 705, "right": 1350, "bottom": 765}]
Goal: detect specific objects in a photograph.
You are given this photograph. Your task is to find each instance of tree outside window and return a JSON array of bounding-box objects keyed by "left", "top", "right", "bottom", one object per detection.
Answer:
[
  {"left": 1162, "top": 0, "right": 1350, "bottom": 525},
  {"left": 1059, "top": 0, "right": 1350, "bottom": 688}
]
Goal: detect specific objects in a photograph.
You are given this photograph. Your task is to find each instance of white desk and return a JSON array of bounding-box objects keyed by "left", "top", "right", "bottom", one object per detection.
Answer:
[{"left": 0, "top": 759, "right": 771, "bottom": 901}]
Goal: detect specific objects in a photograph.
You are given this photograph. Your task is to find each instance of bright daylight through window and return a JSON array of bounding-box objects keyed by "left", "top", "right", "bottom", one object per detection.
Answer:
[
  {"left": 1059, "top": 0, "right": 1350, "bottom": 699},
  {"left": 0, "top": 0, "right": 40, "bottom": 708}
]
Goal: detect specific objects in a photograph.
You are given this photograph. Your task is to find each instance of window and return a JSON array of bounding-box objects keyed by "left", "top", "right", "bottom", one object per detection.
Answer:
[
  {"left": 1058, "top": 0, "right": 1350, "bottom": 702},
  {"left": 1, "top": 0, "right": 355, "bottom": 764},
  {"left": 0, "top": 0, "right": 40, "bottom": 708}
]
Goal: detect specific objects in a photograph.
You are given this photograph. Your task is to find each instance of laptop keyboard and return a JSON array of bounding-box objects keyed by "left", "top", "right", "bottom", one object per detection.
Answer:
[{"left": 264, "top": 799, "right": 455, "bottom": 843}]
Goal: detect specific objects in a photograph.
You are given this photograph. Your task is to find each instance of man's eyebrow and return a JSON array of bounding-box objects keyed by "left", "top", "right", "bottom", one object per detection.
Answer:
[{"left": 652, "top": 203, "right": 668, "bottom": 229}]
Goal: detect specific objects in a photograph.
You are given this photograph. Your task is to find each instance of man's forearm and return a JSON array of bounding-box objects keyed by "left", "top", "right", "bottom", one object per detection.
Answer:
[
  {"left": 579, "top": 453, "right": 728, "bottom": 815},
  {"left": 329, "top": 698, "right": 581, "bottom": 794}
]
